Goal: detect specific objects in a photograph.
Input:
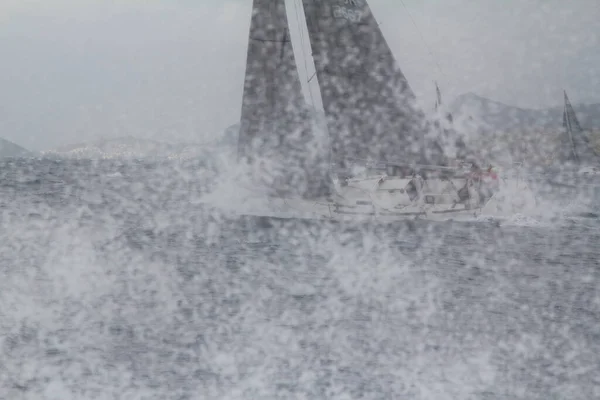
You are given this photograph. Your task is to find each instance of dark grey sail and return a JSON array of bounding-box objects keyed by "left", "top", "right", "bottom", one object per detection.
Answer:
[
  {"left": 238, "top": 0, "right": 331, "bottom": 198},
  {"left": 301, "top": 0, "right": 445, "bottom": 170},
  {"left": 557, "top": 91, "right": 598, "bottom": 165}
]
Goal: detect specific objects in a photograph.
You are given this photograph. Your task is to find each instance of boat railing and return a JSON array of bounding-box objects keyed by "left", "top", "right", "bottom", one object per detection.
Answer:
[
  {"left": 332, "top": 162, "right": 477, "bottom": 182},
  {"left": 341, "top": 158, "right": 472, "bottom": 172}
]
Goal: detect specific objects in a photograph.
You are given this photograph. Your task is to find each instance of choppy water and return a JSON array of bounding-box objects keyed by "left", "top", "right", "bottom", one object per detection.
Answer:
[{"left": 1, "top": 159, "right": 599, "bottom": 400}]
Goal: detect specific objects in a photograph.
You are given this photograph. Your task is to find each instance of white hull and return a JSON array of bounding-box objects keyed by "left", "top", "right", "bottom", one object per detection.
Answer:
[
  {"left": 239, "top": 196, "right": 485, "bottom": 222},
  {"left": 212, "top": 173, "right": 537, "bottom": 223}
]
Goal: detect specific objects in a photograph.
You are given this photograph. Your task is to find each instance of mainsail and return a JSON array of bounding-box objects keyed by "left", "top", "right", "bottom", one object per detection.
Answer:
[
  {"left": 301, "top": 0, "right": 445, "bottom": 169},
  {"left": 557, "top": 91, "right": 598, "bottom": 165},
  {"left": 238, "top": 0, "right": 331, "bottom": 198}
]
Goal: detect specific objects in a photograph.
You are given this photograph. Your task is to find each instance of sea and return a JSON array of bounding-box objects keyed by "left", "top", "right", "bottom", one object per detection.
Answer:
[{"left": 1, "top": 158, "right": 599, "bottom": 400}]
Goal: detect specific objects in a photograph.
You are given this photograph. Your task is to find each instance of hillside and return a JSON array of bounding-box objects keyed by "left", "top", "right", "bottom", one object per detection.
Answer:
[
  {"left": 0, "top": 137, "right": 33, "bottom": 158},
  {"left": 36, "top": 98, "right": 599, "bottom": 168}
]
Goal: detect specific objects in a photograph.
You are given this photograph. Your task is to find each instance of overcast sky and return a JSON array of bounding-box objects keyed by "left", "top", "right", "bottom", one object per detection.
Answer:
[{"left": 1, "top": 0, "right": 599, "bottom": 150}]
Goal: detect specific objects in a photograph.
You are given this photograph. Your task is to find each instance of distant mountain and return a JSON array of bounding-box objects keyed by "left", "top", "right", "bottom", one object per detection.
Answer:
[
  {"left": 450, "top": 92, "right": 600, "bottom": 132},
  {"left": 448, "top": 93, "right": 600, "bottom": 166},
  {"left": 0, "top": 137, "right": 32, "bottom": 158},
  {"left": 41, "top": 136, "right": 233, "bottom": 163}
]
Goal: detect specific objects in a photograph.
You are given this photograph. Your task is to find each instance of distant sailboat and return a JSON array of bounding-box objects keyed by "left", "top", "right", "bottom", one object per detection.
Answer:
[
  {"left": 542, "top": 91, "right": 600, "bottom": 209},
  {"left": 230, "top": 0, "right": 524, "bottom": 221},
  {"left": 556, "top": 90, "right": 599, "bottom": 168}
]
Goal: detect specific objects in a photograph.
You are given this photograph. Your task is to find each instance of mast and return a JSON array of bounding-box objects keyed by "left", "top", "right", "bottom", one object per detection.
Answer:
[
  {"left": 301, "top": 0, "right": 445, "bottom": 169},
  {"left": 238, "top": 0, "right": 331, "bottom": 198}
]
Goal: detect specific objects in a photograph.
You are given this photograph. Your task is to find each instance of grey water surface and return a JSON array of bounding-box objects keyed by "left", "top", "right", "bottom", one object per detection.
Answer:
[{"left": 1, "top": 159, "right": 599, "bottom": 400}]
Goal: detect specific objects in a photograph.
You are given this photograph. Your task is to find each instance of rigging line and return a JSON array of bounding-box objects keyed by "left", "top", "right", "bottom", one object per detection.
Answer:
[
  {"left": 293, "top": 0, "right": 316, "bottom": 109},
  {"left": 398, "top": 0, "right": 445, "bottom": 79}
]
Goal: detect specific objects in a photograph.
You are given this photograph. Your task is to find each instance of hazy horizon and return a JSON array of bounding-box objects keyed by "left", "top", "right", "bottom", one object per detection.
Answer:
[{"left": 1, "top": 0, "right": 599, "bottom": 151}]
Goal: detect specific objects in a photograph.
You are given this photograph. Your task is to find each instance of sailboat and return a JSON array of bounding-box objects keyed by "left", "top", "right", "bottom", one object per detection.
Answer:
[
  {"left": 557, "top": 91, "right": 599, "bottom": 173},
  {"left": 230, "top": 0, "right": 513, "bottom": 222},
  {"left": 537, "top": 91, "right": 600, "bottom": 214},
  {"left": 546, "top": 91, "right": 600, "bottom": 183}
]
